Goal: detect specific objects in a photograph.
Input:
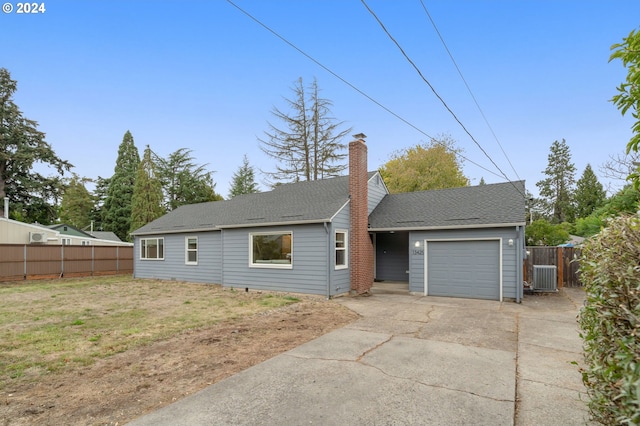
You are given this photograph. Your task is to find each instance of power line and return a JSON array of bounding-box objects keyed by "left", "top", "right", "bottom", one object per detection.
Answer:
[
  {"left": 419, "top": 0, "right": 521, "bottom": 181},
  {"left": 225, "top": 0, "right": 505, "bottom": 179},
  {"left": 360, "top": 0, "right": 526, "bottom": 198}
]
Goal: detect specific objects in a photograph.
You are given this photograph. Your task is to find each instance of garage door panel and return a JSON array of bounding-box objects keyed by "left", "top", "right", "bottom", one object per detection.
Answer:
[{"left": 427, "top": 240, "right": 500, "bottom": 300}]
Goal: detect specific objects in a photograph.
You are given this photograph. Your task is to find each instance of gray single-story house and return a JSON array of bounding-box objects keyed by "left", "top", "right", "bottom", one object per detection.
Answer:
[{"left": 131, "top": 137, "right": 526, "bottom": 301}]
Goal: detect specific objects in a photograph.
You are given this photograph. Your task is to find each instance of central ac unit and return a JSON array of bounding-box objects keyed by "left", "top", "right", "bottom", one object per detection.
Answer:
[
  {"left": 533, "top": 265, "right": 558, "bottom": 292},
  {"left": 29, "top": 232, "right": 46, "bottom": 243}
]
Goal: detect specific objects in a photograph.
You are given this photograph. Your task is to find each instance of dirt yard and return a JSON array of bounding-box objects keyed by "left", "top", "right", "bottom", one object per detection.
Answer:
[{"left": 0, "top": 278, "right": 359, "bottom": 426}]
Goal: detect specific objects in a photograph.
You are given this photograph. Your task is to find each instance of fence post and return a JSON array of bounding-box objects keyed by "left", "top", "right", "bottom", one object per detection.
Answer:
[
  {"left": 116, "top": 246, "right": 119, "bottom": 273},
  {"left": 557, "top": 247, "right": 563, "bottom": 288},
  {"left": 91, "top": 246, "right": 95, "bottom": 276},
  {"left": 23, "top": 244, "right": 27, "bottom": 280}
]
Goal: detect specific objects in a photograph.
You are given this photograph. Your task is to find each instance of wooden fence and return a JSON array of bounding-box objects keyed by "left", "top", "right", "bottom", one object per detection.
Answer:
[
  {"left": 0, "top": 244, "right": 133, "bottom": 282},
  {"left": 524, "top": 246, "right": 582, "bottom": 288}
]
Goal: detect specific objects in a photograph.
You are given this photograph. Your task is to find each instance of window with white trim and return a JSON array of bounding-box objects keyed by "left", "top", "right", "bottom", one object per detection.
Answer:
[
  {"left": 81, "top": 240, "right": 91, "bottom": 246},
  {"left": 250, "top": 232, "right": 292, "bottom": 268},
  {"left": 335, "top": 230, "right": 348, "bottom": 269},
  {"left": 140, "top": 237, "right": 164, "bottom": 260},
  {"left": 61, "top": 238, "right": 71, "bottom": 245},
  {"left": 185, "top": 237, "right": 198, "bottom": 265}
]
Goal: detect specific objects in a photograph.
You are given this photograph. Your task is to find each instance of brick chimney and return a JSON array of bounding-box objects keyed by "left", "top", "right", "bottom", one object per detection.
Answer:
[{"left": 349, "top": 135, "right": 374, "bottom": 295}]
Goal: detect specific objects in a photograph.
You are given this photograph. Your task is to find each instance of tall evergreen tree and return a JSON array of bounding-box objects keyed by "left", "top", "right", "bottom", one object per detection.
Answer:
[
  {"left": 89, "top": 176, "right": 110, "bottom": 230},
  {"left": 154, "top": 148, "right": 222, "bottom": 210},
  {"left": 0, "top": 68, "right": 72, "bottom": 222},
  {"left": 229, "top": 154, "right": 259, "bottom": 198},
  {"left": 103, "top": 131, "right": 139, "bottom": 241},
  {"left": 130, "top": 145, "right": 164, "bottom": 233},
  {"left": 259, "top": 77, "right": 351, "bottom": 185},
  {"left": 574, "top": 164, "right": 606, "bottom": 218},
  {"left": 59, "top": 175, "right": 93, "bottom": 228},
  {"left": 536, "top": 139, "right": 576, "bottom": 223}
]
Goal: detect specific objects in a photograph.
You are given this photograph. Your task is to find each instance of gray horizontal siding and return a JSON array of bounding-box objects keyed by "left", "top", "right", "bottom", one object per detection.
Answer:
[
  {"left": 222, "top": 224, "right": 329, "bottom": 295},
  {"left": 133, "top": 232, "right": 222, "bottom": 284},
  {"left": 408, "top": 227, "right": 519, "bottom": 298},
  {"left": 329, "top": 205, "right": 350, "bottom": 296},
  {"left": 368, "top": 173, "right": 388, "bottom": 214}
]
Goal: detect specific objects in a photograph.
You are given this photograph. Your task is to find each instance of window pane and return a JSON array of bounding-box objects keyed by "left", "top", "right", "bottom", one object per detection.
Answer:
[
  {"left": 336, "top": 232, "right": 345, "bottom": 248},
  {"left": 187, "top": 238, "right": 197, "bottom": 250},
  {"left": 252, "top": 233, "right": 291, "bottom": 264},
  {"left": 148, "top": 241, "right": 158, "bottom": 258},
  {"left": 336, "top": 249, "right": 345, "bottom": 266},
  {"left": 158, "top": 239, "right": 164, "bottom": 258},
  {"left": 187, "top": 251, "right": 197, "bottom": 263}
]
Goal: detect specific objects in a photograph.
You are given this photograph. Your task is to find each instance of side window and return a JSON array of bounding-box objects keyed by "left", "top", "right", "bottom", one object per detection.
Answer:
[
  {"left": 140, "top": 238, "right": 164, "bottom": 260},
  {"left": 335, "top": 230, "right": 348, "bottom": 269},
  {"left": 185, "top": 237, "right": 198, "bottom": 265}
]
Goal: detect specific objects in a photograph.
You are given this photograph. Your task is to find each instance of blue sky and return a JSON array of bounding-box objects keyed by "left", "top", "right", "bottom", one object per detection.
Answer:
[{"left": 3, "top": 0, "right": 639, "bottom": 198}]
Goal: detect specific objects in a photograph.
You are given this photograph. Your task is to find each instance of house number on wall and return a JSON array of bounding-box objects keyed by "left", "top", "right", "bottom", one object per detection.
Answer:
[{"left": 412, "top": 249, "right": 424, "bottom": 255}]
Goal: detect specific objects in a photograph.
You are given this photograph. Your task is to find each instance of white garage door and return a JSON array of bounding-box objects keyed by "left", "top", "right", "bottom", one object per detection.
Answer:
[{"left": 426, "top": 240, "right": 500, "bottom": 300}]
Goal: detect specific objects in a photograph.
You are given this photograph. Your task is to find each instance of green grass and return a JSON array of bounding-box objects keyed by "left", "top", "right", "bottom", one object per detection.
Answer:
[{"left": 0, "top": 276, "right": 301, "bottom": 388}]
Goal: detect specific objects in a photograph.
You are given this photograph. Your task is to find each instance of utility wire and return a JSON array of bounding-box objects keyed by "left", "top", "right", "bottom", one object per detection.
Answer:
[
  {"left": 360, "top": 0, "right": 526, "bottom": 198},
  {"left": 225, "top": 0, "right": 504, "bottom": 179},
  {"left": 419, "top": 0, "right": 521, "bottom": 181}
]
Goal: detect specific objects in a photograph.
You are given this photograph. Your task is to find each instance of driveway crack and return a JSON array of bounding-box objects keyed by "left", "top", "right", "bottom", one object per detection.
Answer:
[{"left": 356, "top": 335, "right": 393, "bottom": 362}]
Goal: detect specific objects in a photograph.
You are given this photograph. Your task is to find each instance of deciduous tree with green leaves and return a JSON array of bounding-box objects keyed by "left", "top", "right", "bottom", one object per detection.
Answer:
[
  {"left": 525, "top": 219, "right": 570, "bottom": 246},
  {"left": 536, "top": 139, "right": 576, "bottom": 223},
  {"left": 229, "top": 154, "right": 259, "bottom": 198},
  {"left": 259, "top": 77, "right": 351, "bottom": 185},
  {"left": 574, "top": 164, "right": 606, "bottom": 218},
  {"left": 379, "top": 136, "right": 469, "bottom": 194},
  {"left": 103, "top": 131, "right": 139, "bottom": 241},
  {"left": 130, "top": 145, "right": 164, "bottom": 234},
  {"left": 0, "top": 68, "right": 72, "bottom": 223},
  {"left": 59, "top": 175, "right": 93, "bottom": 229},
  {"left": 610, "top": 28, "right": 640, "bottom": 188}
]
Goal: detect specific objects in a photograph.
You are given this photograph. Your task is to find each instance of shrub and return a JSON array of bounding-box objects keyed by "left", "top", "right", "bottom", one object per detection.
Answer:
[{"left": 579, "top": 214, "right": 640, "bottom": 425}]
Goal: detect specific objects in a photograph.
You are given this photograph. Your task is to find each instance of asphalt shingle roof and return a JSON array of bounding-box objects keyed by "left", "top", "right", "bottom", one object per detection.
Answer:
[
  {"left": 132, "top": 174, "right": 377, "bottom": 235},
  {"left": 368, "top": 181, "right": 526, "bottom": 230},
  {"left": 132, "top": 176, "right": 525, "bottom": 235}
]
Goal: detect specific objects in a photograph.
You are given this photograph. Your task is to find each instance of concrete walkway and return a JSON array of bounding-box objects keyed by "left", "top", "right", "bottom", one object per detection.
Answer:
[{"left": 128, "top": 288, "right": 592, "bottom": 425}]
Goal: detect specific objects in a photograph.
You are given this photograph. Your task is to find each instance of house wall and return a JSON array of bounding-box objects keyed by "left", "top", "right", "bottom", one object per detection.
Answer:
[
  {"left": 222, "top": 224, "right": 330, "bottom": 295},
  {"left": 408, "top": 227, "right": 520, "bottom": 299},
  {"left": 329, "top": 205, "right": 350, "bottom": 296},
  {"left": 133, "top": 232, "right": 222, "bottom": 283},
  {"left": 1, "top": 218, "right": 129, "bottom": 246},
  {"left": 367, "top": 172, "right": 388, "bottom": 214}
]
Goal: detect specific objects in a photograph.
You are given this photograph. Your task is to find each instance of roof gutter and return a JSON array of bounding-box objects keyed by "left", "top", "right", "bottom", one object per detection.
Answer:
[
  {"left": 131, "top": 226, "right": 220, "bottom": 236},
  {"left": 369, "top": 222, "right": 527, "bottom": 232},
  {"left": 218, "top": 218, "right": 333, "bottom": 229}
]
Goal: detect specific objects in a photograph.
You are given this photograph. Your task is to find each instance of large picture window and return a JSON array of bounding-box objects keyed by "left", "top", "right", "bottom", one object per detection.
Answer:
[
  {"left": 140, "top": 238, "right": 164, "bottom": 260},
  {"left": 250, "top": 232, "right": 292, "bottom": 268},
  {"left": 335, "top": 230, "right": 348, "bottom": 269},
  {"left": 185, "top": 237, "right": 198, "bottom": 265}
]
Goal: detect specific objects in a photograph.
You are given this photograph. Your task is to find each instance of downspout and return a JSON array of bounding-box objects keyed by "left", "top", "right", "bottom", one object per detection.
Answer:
[
  {"left": 324, "top": 222, "right": 331, "bottom": 300},
  {"left": 515, "top": 225, "right": 522, "bottom": 303}
]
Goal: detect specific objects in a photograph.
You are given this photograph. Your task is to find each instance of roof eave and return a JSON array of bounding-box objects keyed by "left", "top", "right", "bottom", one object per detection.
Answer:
[
  {"left": 219, "top": 218, "right": 333, "bottom": 229},
  {"left": 131, "top": 226, "right": 220, "bottom": 236},
  {"left": 369, "top": 222, "right": 527, "bottom": 232}
]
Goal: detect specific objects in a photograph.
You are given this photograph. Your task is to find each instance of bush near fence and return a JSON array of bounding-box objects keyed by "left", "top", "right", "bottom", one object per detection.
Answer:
[{"left": 0, "top": 244, "right": 133, "bottom": 281}]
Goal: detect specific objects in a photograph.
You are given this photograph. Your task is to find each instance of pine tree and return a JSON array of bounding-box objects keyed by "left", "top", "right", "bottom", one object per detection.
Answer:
[
  {"left": 0, "top": 68, "right": 72, "bottom": 222},
  {"left": 154, "top": 148, "right": 222, "bottom": 210},
  {"left": 259, "top": 77, "right": 351, "bottom": 185},
  {"left": 59, "top": 175, "right": 93, "bottom": 229},
  {"left": 574, "top": 164, "right": 606, "bottom": 218},
  {"left": 103, "top": 131, "right": 139, "bottom": 241},
  {"left": 130, "top": 145, "right": 164, "bottom": 233},
  {"left": 229, "top": 154, "right": 259, "bottom": 198},
  {"left": 479, "top": 177, "right": 486, "bottom": 185},
  {"left": 536, "top": 139, "right": 576, "bottom": 223}
]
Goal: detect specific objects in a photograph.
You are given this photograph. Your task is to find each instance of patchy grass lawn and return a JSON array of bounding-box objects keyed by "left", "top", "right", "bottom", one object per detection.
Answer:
[
  {"left": 0, "top": 276, "right": 300, "bottom": 387},
  {"left": 0, "top": 275, "right": 357, "bottom": 426}
]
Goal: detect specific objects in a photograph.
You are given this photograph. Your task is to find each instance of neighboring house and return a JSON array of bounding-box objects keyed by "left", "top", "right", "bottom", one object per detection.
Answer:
[
  {"left": 0, "top": 217, "right": 132, "bottom": 247},
  {"left": 132, "top": 137, "right": 527, "bottom": 301}
]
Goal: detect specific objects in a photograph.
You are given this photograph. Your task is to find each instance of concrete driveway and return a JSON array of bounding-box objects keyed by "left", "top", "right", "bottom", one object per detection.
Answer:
[{"left": 128, "top": 288, "right": 591, "bottom": 425}]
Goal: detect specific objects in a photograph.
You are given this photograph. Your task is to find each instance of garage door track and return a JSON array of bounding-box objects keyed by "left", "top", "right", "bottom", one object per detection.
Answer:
[{"left": 129, "top": 288, "right": 591, "bottom": 425}]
